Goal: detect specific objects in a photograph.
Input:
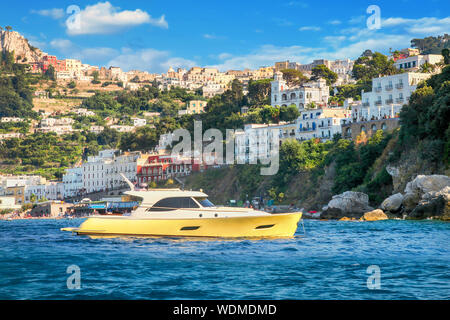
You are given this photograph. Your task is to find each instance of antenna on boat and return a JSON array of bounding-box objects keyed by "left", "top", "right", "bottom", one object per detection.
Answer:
[{"left": 120, "top": 173, "right": 135, "bottom": 191}]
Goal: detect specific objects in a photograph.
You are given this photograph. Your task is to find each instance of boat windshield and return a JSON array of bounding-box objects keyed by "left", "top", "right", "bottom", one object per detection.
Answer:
[{"left": 195, "top": 197, "right": 215, "bottom": 208}]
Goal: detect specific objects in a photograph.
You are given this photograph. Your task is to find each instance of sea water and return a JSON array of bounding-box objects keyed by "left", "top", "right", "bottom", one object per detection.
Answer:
[{"left": 0, "top": 219, "right": 449, "bottom": 299}]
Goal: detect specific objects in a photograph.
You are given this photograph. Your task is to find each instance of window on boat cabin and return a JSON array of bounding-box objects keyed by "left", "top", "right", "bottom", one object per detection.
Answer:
[
  {"left": 148, "top": 197, "right": 200, "bottom": 211},
  {"left": 195, "top": 197, "right": 216, "bottom": 208}
]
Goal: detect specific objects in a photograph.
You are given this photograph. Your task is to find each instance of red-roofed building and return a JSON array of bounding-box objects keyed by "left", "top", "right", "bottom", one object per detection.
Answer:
[{"left": 137, "top": 154, "right": 193, "bottom": 184}]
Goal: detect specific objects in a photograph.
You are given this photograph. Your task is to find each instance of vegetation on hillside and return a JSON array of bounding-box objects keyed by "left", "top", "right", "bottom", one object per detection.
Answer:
[
  {"left": 411, "top": 34, "right": 450, "bottom": 55},
  {"left": 0, "top": 52, "right": 38, "bottom": 118}
]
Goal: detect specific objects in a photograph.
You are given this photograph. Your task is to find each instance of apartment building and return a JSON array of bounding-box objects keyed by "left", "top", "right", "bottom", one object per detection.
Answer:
[
  {"left": 81, "top": 150, "right": 141, "bottom": 193},
  {"left": 234, "top": 124, "right": 280, "bottom": 164},
  {"left": 1, "top": 117, "right": 24, "bottom": 123},
  {"left": 359, "top": 72, "right": 431, "bottom": 122},
  {"left": 295, "top": 107, "right": 351, "bottom": 141},
  {"left": 62, "top": 167, "right": 83, "bottom": 198},
  {"left": 271, "top": 71, "right": 329, "bottom": 110},
  {"left": 136, "top": 154, "right": 193, "bottom": 184},
  {"left": 65, "top": 59, "right": 82, "bottom": 74},
  {"left": 394, "top": 54, "right": 443, "bottom": 71},
  {"left": 178, "top": 100, "right": 208, "bottom": 116}
]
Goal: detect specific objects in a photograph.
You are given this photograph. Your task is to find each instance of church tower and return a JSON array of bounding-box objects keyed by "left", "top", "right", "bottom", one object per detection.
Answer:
[{"left": 271, "top": 71, "right": 286, "bottom": 106}]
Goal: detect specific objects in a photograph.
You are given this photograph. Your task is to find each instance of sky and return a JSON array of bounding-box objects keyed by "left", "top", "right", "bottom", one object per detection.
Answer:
[{"left": 2, "top": 0, "right": 449, "bottom": 73}]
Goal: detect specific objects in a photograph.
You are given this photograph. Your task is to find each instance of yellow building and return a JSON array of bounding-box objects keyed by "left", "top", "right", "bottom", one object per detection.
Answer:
[
  {"left": 5, "top": 186, "right": 25, "bottom": 206},
  {"left": 65, "top": 59, "right": 82, "bottom": 74},
  {"left": 186, "top": 100, "right": 207, "bottom": 114}
]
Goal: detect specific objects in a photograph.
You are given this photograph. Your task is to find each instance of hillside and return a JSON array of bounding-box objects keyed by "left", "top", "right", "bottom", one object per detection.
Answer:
[
  {"left": 182, "top": 66, "right": 450, "bottom": 215},
  {"left": 0, "top": 30, "right": 46, "bottom": 64}
]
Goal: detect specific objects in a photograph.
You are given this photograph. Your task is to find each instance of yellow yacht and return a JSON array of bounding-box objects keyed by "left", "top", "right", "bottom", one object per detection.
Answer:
[{"left": 62, "top": 176, "right": 302, "bottom": 238}]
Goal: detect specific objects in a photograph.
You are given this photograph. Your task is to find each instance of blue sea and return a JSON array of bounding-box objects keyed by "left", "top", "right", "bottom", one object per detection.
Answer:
[{"left": 0, "top": 219, "right": 449, "bottom": 300}]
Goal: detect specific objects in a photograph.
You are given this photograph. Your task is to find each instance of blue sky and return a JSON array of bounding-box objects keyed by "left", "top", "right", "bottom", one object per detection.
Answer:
[{"left": 2, "top": 0, "right": 449, "bottom": 73}]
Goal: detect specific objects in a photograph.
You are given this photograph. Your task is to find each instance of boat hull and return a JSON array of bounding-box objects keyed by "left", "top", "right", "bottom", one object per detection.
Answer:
[{"left": 65, "top": 213, "right": 302, "bottom": 238}]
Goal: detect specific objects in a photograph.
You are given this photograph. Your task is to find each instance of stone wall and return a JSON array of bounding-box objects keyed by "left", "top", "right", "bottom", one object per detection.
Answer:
[{"left": 341, "top": 118, "right": 400, "bottom": 140}]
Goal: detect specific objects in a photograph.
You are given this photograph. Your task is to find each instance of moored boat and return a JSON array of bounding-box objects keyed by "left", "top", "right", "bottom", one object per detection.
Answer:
[{"left": 61, "top": 177, "right": 301, "bottom": 238}]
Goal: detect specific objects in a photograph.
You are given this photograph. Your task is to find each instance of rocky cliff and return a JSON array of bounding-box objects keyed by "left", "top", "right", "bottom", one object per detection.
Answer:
[{"left": 0, "top": 30, "right": 46, "bottom": 63}]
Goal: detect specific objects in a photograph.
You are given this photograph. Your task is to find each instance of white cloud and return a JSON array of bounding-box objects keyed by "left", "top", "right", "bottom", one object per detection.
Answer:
[
  {"left": 203, "top": 34, "right": 226, "bottom": 40},
  {"left": 348, "top": 15, "right": 366, "bottom": 25},
  {"left": 108, "top": 48, "right": 196, "bottom": 73},
  {"left": 284, "top": 1, "right": 309, "bottom": 8},
  {"left": 65, "top": 1, "right": 168, "bottom": 36},
  {"left": 209, "top": 44, "right": 318, "bottom": 71},
  {"left": 273, "top": 18, "right": 293, "bottom": 27},
  {"left": 328, "top": 20, "right": 342, "bottom": 25},
  {"left": 299, "top": 26, "right": 321, "bottom": 31},
  {"left": 32, "top": 8, "right": 65, "bottom": 20},
  {"left": 382, "top": 16, "right": 450, "bottom": 35},
  {"left": 50, "top": 38, "right": 118, "bottom": 61}
]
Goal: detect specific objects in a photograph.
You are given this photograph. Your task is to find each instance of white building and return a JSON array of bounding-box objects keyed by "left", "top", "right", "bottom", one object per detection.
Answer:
[
  {"left": 36, "top": 125, "right": 74, "bottom": 135},
  {"left": 62, "top": 167, "right": 83, "bottom": 198},
  {"left": 90, "top": 126, "right": 104, "bottom": 134},
  {"left": 82, "top": 150, "right": 141, "bottom": 193},
  {"left": 73, "top": 108, "right": 96, "bottom": 117},
  {"left": 203, "top": 82, "right": 225, "bottom": 98},
  {"left": 295, "top": 108, "right": 351, "bottom": 141},
  {"left": 0, "top": 175, "right": 63, "bottom": 203},
  {"left": 157, "top": 133, "right": 175, "bottom": 151},
  {"left": 1, "top": 117, "right": 24, "bottom": 123},
  {"left": 271, "top": 71, "right": 329, "bottom": 110},
  {"left": 132, "top": 118, "right": 147, "bottom": 127},
  {"left": 234, "top": 124, "right": 280, "bottom": 164},
  {"left": 110, "top": 125, "right": 134, "bottom": 133},
  {"left": 0, "top": 196, "right": 21, "bottom": 210},
  {"left": 394, "top": 54, "right": 443, "bottom": 71},
  {"left": 359, "top": 72, "right": 431, "bottom": 122}
]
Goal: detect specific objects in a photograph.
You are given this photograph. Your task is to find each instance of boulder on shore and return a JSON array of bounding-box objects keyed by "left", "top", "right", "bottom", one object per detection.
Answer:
[
  {"left": 362, "top": 209, "right": 388, "bottom": 221},
  {"left": 404, "top": 174, "right": 450, "bottom": 196},
  {"left": 321, "top": 191, "right": 373, "bottom": 219},
  {"left": 408, "top": 187, "right": 450, "bottom": 220},
  {"left": 402, "top": 175, "right": 450, "bottom": 213},
  {"left": 380, "top": 193, "right": 403, "bottom": 212}
]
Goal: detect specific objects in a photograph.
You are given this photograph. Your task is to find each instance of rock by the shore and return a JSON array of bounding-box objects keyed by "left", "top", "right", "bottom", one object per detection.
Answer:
[
  {"left": 380, "top": 193, "right": 403, "bottom": 212},
  {"left": 321, "top": 191, "right": 373, "bottom": 219},
  {"left": 404, "top": 174, "right": 450, "bottom": 196},
  {"left": 408, "top": 186, "right": 450, "bottom": 220},
  {"left": 362, "top": 209, "right": 388, "bottom": 221}
]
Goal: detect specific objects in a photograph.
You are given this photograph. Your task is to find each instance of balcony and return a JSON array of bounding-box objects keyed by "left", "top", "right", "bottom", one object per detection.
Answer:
[
  {"left": 385, "top": 85, "right": 393, "bottom": 91},
  {"left": 385, "top": 99, "right": 394, "bottom": 104},
  {"left": 299, "top": 127, "right": 315, "bottom": 132},
  {"left": 375, "top": 100, "right": 382, "bottom": 106},
  {"left": 395, "top": 83, "right": 404, "bottom": 89},
  {"left": 362, "top": 102, "right": 370, "bottom": 107},
  {"left": 374, "top": 87, "right": 382, "bottom": 93},
  {"left": 396, "top": 97, "right": 404, "bottom": 103}
]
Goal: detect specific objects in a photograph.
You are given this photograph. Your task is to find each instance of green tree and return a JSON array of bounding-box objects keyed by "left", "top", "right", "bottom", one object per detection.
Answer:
[
  {"left": 352, "top": 51, "right": 398, "bottom": 84},
  {"left": 280, "top": 69, "right": 307, "bottom": 86},
  {"left": 311, "top": 64, "right": 338, "bottom": 86},
  {"left": 442, "top": 48, "right": 450, "bottom": 65},
  {"left": 44, "top": 65, "right": 56, "bottom": 81},
  {"left": 247, "top": 79, "right": 271, "bottom": 106},
  {"left": 67, "top": 81, "right": 77, "bottom": 89}
]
